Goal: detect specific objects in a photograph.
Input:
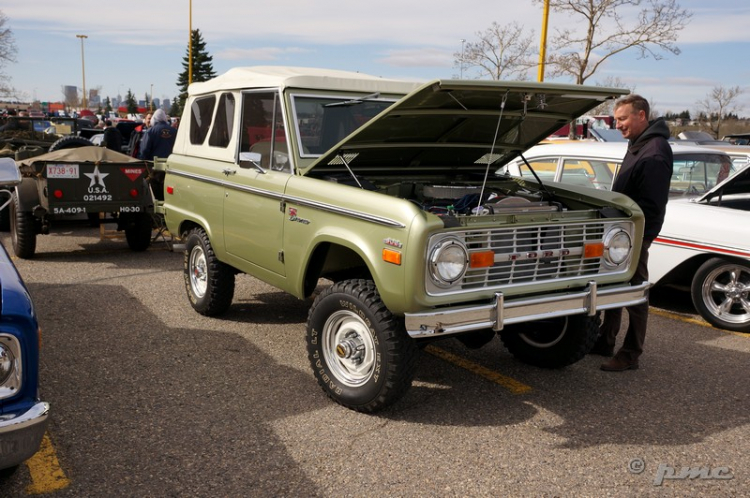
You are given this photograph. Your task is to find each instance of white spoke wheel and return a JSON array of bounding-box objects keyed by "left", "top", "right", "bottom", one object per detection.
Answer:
[
  {"left": 692, "top": 258, "right": 750, "bottom": 333},
  {"left": 183, "top": 228, "right": 235, "bottom": 316},
  {"left": 306, "top": 279, "right": 417, "bottom": 412}
]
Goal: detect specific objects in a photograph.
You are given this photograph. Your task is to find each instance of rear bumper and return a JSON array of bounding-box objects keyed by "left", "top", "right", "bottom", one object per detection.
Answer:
[
  {"left": 0, "top": 401, "right": 50, "bottom": 470},
  {"left": 405, "top": 281, "right": 650, "bottom": 339}
]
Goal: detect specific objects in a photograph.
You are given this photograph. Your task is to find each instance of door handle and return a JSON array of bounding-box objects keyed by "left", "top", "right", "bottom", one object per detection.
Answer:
[{"left": 222, "top": 169, "right": 236, "bottom": 176}]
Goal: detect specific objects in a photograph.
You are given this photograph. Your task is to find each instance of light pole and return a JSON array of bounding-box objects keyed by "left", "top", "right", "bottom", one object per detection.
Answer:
[
  {"left": 460, "top": 39, "right": 466, "bottom": 79},
  {"left": 538, "top": 0, "right": 551, "bottom": 82},
  {"left": 76, "top": 34, "right": 88, "bottom": 110},
  {"left": 188, "top": 0, "right": 193, "bottom": 85}
]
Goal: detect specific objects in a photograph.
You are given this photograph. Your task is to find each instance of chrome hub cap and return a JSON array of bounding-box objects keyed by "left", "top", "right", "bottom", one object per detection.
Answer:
[
  {"left": 189, "top": 246, "right": 208, "bottom": 298},
  {"left": 323, "top": 310, "right": 376, "bottom": 387}
]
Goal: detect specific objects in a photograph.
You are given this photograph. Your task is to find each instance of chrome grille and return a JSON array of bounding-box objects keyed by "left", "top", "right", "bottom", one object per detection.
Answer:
[{"left": 461, "top": 222, "right": 608, "bottom": 289}]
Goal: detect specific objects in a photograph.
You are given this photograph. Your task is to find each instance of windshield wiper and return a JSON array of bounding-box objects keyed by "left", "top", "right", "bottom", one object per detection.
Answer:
[{"left": 324, "top": 92, "right": 380, "bottom": 107}]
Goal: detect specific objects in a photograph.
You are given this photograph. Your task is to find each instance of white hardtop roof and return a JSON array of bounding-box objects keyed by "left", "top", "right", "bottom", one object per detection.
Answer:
[
  {"left": 519, "top": 140, "right": 731, "bottom": 159},
  {"left": 188, "top": 66, "right": 423, "bottom": 97}
]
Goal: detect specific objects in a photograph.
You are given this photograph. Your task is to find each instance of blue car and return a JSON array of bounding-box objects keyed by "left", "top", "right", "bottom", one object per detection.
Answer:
[{"left": 0, "top": 157, "right": 49, "bottom": 472}]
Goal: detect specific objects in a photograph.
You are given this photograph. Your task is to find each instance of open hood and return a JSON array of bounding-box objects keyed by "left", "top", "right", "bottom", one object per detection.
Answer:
[
  {"left": 303, "top": 79, "right": 628, "bottom": 176},
  {"left": 697, "top": 161, "right": 750, "bottom": 202}
]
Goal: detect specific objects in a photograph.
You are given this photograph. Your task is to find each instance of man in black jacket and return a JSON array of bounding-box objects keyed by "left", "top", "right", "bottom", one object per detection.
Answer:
[{"left": 591, "top": 94, "right": 673, "bottom": 371}]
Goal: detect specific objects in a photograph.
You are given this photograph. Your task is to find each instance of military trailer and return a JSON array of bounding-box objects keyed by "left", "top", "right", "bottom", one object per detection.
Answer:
[{"left": 10, "top": 146, "right": 155, "bottom": 258}]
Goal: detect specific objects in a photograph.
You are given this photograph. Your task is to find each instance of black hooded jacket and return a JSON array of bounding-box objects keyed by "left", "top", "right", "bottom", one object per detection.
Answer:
[{"left": 611, "top": 117, "right": 673, "bottom": 242}]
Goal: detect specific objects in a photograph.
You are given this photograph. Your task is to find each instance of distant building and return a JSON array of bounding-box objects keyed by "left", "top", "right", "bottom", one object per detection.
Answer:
[{"left": 63, "top": 85, "right": 77, "bottom": 104}]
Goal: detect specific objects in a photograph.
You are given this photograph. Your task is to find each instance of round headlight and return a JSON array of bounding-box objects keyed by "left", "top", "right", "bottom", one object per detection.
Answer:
[
  {"left": 604, "top": 229, "right": 632, "bottom": 266},
  {"left": 0, "top": 344, "right": 14, "bottom": 385},
  {"left": 429, "top": 238, "right": 468, "bottom": 285}
]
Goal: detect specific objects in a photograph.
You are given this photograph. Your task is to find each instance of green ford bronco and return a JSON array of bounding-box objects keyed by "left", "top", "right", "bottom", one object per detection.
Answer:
[{"left": 161, "top": 67, "right": 648, "bottom": 412}]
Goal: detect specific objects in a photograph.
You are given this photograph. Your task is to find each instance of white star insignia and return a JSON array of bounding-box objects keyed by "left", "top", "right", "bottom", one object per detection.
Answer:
[{"left": 84, "top": 165, "right": 109, "bottom": 188}]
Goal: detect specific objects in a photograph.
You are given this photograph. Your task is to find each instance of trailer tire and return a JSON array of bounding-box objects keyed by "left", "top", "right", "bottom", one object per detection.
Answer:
[
  {"left": 48, "top": 135, "right": 93, "bottom": 152},
  {"left": 9, "top": 190, "right": 37, "bottom": 259}
]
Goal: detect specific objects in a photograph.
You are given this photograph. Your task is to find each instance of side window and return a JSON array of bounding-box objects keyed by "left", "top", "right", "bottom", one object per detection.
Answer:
[
  {"left": 240, "top": 92, "right": 289, "bottom": 172},
  {"left": 208, "top": 93, "right": 235, "bottom": 148},
  {"left": 190, "top": 95, "right": 216, "bottom": 145},
  {"left": 560, "top": 159, "right": 595, "bottom": 188},
  {"left": 520, "top": 158, "right": 557, "bottom": 181}
]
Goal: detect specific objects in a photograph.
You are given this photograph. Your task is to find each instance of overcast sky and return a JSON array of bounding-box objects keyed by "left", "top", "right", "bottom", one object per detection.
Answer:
[{"left": 3, "top": 1, "right": 749, "bottom": 115}]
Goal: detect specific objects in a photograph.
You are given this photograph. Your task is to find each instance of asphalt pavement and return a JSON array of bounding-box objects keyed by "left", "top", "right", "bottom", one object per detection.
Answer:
[{"left": 1, "top": 223, "right": 747, "bottom": 496}]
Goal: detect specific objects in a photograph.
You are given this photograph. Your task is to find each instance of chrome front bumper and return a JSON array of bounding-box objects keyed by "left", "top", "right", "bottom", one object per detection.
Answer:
[
  {"left": 405, "top": 281, "right": 650, "bottom": 339},
  {"left": 0, "top": 401, "right": 50, "bottom": 469}
]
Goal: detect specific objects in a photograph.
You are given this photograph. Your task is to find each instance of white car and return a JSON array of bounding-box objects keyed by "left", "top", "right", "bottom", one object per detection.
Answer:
[
  {"left": 497, "top": 141, "right": 735, "bottom": 196},
  {"left": 650, "top": 163, "right": 750, "bottom": 332}
]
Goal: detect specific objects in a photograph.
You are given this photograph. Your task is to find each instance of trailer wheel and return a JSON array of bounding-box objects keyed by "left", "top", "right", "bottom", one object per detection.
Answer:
[
  {"left": 9, "top": 190, "right": 37, "bottom": 259},
  {"left": 124, "top": 212, "right": 153, "bottom": 251}
]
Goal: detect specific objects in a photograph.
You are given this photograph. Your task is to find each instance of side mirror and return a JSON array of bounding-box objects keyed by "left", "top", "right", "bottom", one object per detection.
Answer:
[
  {"left": 0, "top": 157, "right": 21, "bottom": 187},
  {"left": 239, "top": 152, "right": 266, "bottom": 174}
]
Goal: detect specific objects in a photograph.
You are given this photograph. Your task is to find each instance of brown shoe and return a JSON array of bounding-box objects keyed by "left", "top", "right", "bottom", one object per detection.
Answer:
[{"left": 600, "top": 356, "right": 639, "bottom": 372}]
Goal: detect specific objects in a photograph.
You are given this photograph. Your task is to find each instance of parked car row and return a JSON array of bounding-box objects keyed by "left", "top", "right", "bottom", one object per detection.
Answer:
[{"left": 497, "top": 141, "right": 735, "bottom": 196}]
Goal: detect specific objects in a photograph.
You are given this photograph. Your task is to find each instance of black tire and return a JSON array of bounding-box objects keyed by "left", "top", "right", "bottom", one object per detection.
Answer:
[
  {"left": 183, "top": 228, "right": 235, "bottom": 316},
  {"left": 306, "top": 279, "right": 418, "bottom": 413},
  {"left": 500, "top": 314, "right": 600, "bottom": 368},
  {"left": 48, "top": 135, "right": 93, "bottom": 152},
  {"left": 9, "top": 190, "right": 37, "bottom": 259},
  {"left": 691, "top": 258, "right": 750, "bottom": 333},
  {"left": 123, "top": 212, "right": 153, "bottom": 251}
]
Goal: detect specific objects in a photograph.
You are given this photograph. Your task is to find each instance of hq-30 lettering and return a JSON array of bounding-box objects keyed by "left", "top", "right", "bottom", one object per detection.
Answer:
[{"left": 158, "top": 67, "right": 649, "bottom": 413}]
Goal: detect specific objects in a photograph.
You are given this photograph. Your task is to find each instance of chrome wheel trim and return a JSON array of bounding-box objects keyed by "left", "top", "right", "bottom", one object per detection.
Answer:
[
  {"left": 322, "top": 310, "right": 376, "bottom": 387},
  {"left": 189, "top": 245, "right": 208, "bottom": 299},
  {"left": 701, "top": 264, "right": 750, "bottom": 326}
]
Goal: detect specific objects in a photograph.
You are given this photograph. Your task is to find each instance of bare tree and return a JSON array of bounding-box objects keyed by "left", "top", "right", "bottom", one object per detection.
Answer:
[
  {"left": 695, "top": 85, "right": 744, "bottom": 139},
  {"left": 454, "top": 21, "right": 537, "bottom": 80},
  {"left": 590, "top": 76, "right": 636, "bottom": 116},
  {"left": 536, "top": 0, "right": 692, "bottom": 85},
  {"left": 0, "top": 10, "right": 18, "bottom": 99}
]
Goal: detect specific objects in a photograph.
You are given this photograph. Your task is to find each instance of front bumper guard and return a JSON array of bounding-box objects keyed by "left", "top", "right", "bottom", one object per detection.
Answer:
[
  {"left": 0, "top": 401, "right": 50, "bottom": 470},
  {"left": 405, "top": 281, "right": 650, "bottom": 339}
]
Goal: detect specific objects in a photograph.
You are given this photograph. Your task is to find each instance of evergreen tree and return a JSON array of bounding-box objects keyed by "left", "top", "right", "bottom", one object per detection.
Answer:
[
  {"left": 125, "top": 89, "right": 138, "bottom": 114},
  {"left": 104, "top": 97, "right": 112, "bottom": 113},
  {"left": 175, "top": 29, "right": 216, "bottom": 114}
]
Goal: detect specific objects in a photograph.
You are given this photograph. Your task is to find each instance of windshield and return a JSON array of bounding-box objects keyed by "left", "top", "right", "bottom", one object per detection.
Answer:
[
  {"left": 290, "top": 95, "right": 397, "bottom": 157},
  {"left": 671, "top": 153, "right": 734, "bottom": 196}
]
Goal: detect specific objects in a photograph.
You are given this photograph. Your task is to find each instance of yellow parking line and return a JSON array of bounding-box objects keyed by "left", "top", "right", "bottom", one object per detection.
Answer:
[
  {"left": 650, "top": 308, "right": 750, "bottom": 338},
  {"left": 25, "top": 432, "right": 70, "bottom": 494},
  {"left": 424, "top": 344, "right": 532, "bottom": 394}
]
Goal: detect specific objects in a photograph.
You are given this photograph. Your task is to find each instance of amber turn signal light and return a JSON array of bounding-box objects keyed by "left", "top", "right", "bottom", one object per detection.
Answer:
[
  {"left": 382, "top": 248, "right": 401, "bottom": 265},
  {"left": 584, "top": 242, "right": 604, "bottom": 258},
  {"left": 469, "top": 251, "right": 495, "bottom": 268}
]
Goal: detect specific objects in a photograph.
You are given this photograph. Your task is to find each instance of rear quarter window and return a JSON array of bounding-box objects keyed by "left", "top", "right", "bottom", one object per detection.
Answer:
[{"left": 190, "top": 95, "right": 216, "bottom": 145}]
